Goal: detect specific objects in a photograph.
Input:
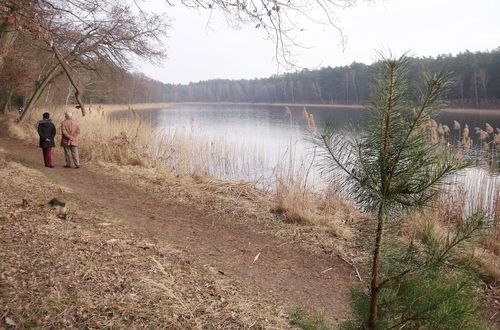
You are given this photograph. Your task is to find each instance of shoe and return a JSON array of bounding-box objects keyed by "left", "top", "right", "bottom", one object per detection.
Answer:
[
  {"left": 64, "top": 165, "right": 71, "bottom": 168},
  {"left": 75, "top": 165, "right": 80, "bottom": 168},
  {"left": 46, "top": 165, "right": 54, "bottom": 168}
]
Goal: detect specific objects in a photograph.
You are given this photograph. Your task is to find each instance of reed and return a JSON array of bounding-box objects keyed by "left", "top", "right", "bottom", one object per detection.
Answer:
[
  {"left": 271, "top": 143, "right": 355, "bottom": 238},
  {"left": 12, "top": 105, "right": 354, "bottom": 237},
  {"left": 400, "top": 188, "right": 500, "bottom": 283},
  {"left": 284, "top": 106, "right": 292, "bottom": 117},
  {"left": 431, "top": 119, "right": 499, "bottom": 173}
]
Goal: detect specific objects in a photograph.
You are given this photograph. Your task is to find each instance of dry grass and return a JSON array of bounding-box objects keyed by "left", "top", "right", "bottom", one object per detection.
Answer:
[
  {"left": 394, "top": 208, "right": 500, "bottom": 325},
  {"left": 0, "top": 154, "right": 290, "bottom": 328},
  {"left": 398, "top": 195, "right": 500, "bottom": 284},
  {"left": 271, "top": 153, "right": 356, "bottom": 240},
  {"left": 5, "top": 104, "right": 499, "bottom": 324},
  {"left": 91, "top": 160, "right": 360, "bottom": 261},
  {"left": 12, "top": 105, "right": 358, "bottom": 242},
  {"left": 9, "top": 106, "right": 497, "bottom": 255}
]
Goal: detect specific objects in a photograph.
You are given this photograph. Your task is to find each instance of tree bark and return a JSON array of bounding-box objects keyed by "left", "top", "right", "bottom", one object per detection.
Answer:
[
  {"left": 473, "top": 71, "right": 479, "bottom": 108},
  {"left": 368, "top": 204, "right": 386, "bottom": 329},
  {"left": 345, "top": 72, "right": 350, "bottom": 104},
  {"left": 0, "top": 19, "right": 19, "bottom": 71},
  {"left": 18, "top": 64, "right": 61, "bottom": 122},
  {"left": 0, "top": 26, "right": 19, "bottom": 71},
  {"left": 351, "top": 70, "right": 359, "bottom": 105},
  {"left": 1, "top": 86, "right": 14, "bottom": 114},
  {"left": 51, "top": 45, "right": 86, "bottom": 116}
]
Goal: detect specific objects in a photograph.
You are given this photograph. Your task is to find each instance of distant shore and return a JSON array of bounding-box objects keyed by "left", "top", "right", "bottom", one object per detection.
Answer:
[
  {"left": 88, "top": 102, "right": 500, "bottom": 114},
  {"left": 169, "top": 102, "right": 365, "bottom": 109},
  {"left": 92, "top": 103, "right": 171, "bottom": 112},
  {"left": 441, "top": 107, "right": 500, "bottom": 114}
]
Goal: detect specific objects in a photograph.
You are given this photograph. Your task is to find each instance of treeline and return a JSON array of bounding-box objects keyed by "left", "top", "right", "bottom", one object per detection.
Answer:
[
  {"left": 0, "top": 47, "right": 167, "bottom": 112},
  {"left": 163, "top": 49, "right": 500, "bottom": 107},
  {"left": 1, "top": 7, "right": 499, "bottom": 117},
  {"left": 0, "top": 0, "right": 168, "bottom": 120}
]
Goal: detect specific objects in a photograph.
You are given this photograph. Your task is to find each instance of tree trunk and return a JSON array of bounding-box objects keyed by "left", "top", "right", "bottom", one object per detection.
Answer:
[
  {"left": 368, "top": 204, "right": 386, "bottom": 329},
  {"left": 0, "top": 21, "right": 19, "bottom": 71},
  {"left": 345, "top": 72, "right": 350, "bottom": 104},
  {"left": 314, "top": 81, "right": 324, "bottom": 104},
  {"left": 1, "top": 86, "right": 14, "bottom": 114},
  {"left": 478, "top": 69, "right": 488, "bottom": 100},
  {"left": 459, "top": 79, "right": 464, "bottom": 106},
  {"left": 65, "top": 83, "right": 73, "bottom": 105},
  {"left": 18, "top": 64, "right": 61, "bottom": 122},
  {"left": 473, "top": 71, "right": 479, "bottom": 108},
  {"left": 351, "top": 71, "right": 359, "bottom": 105},
  {"left": 51, "top": 45, "right": 86, "bottom": 116}
]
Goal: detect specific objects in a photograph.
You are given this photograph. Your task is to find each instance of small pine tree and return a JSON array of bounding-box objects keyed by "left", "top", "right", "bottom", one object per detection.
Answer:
[{"left": 312, "top": 54, "right": 483, "bottom": 328}]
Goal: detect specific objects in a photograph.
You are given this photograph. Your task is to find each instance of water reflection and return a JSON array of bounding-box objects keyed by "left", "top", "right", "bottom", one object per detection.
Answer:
[{"left": 112, "top": 104, "right": 499, "bottom": 215}]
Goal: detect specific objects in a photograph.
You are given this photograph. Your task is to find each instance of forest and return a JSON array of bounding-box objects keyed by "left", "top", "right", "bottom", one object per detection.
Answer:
[
  {"left": 1, "top": 1, "right": 499, "bottom": 113},
  {"left": 2, "top": 45, "right": 500, "bottom": 112},
  {"left": 163, "top": 49, "right": 500, "bottom": 107}
]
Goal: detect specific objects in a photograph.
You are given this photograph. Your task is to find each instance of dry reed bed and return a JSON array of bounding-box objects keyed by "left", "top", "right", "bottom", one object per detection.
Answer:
[
  {"left": 4, "top": 104, "right": 500, "bottom": 324},
  {"left": 0, "top": 153, "right": 289, "bottom": 328},
  {"left": 396, "top": 205, "right": 500, "bottom": 324},
  {"left": 11, "top": 106, "right": 358, "bottom": 243},
  {"left": 10, "top": 107, "right": 499, "bottom": 262},
  {"left": 10, "top": 106, "right": 499, "bottom": 265}
]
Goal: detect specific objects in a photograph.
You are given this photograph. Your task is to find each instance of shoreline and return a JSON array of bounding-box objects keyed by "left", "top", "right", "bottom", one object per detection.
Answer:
[
  {"left": 441, "top": 107, "right": 500, "bottom": 114},
  {"left": 170, "top": 102, "right": 365, "bottom": 109},
  {"left": 102, "top": 102, "right": 500, "bottom": 114}
]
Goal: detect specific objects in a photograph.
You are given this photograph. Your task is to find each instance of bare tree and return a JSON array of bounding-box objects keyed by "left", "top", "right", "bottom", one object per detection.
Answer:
[
  {"left": 3, "top": 0, "right": 362, "bottom": 120},
  {"left": 3, "top": 0, "right": 359, "bottom": 72},
  {"left": 159, "top": 0, "right": 356, "bottom": 68},
  {"left": 16, "top": 0, "right": 169, "bottom": 121}
]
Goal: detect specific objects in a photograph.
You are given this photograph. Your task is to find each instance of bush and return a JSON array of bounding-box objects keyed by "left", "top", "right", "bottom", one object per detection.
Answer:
[{"left": 342, "top": 211, "right": 488, "bottom": 329}]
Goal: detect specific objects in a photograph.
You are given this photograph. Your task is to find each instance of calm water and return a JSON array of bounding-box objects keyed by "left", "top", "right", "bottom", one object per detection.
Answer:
[
  {"left": 115, "top": 104, "right": 499, "bottom": 215},
  {"left": 127, "top": 104, "right": 500, "bottom": 146}
]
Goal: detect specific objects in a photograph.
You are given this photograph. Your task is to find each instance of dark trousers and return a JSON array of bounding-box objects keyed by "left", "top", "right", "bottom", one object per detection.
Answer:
[{"left": 42, "top": 147, "right": 53, "bottom": 166}]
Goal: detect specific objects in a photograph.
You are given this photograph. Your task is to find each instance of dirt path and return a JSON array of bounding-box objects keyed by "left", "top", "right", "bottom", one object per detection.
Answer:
[{"left": 0, "top": 124, "right": 355, "bottom": 323}]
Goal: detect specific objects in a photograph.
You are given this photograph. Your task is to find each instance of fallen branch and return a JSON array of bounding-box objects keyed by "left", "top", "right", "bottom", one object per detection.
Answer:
[{"left": 339, "top": 255, "right": 362, "bottom": 282}]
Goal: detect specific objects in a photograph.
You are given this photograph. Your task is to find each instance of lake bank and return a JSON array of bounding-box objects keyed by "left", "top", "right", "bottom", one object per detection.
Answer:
[
  {"left": 77, "top": 101, "right": 500, "bottom": 114},
  {"left": 0, "top": 112, "right": 360, "bottom": 327},
  {"left": 3, "top": 104, "right": 499, "bottom": 327}
]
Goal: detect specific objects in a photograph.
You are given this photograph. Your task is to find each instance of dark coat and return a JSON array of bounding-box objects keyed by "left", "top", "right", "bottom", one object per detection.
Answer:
[{"left": 37, "top": 119, "right": 56, "bottom": 148}]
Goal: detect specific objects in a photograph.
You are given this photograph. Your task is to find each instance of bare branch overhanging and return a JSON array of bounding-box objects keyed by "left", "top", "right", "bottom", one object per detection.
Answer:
[
  {"left": 3, "top": 0, "right": 359, "bottom": 71},
  {"left": 162, "top": 0, "right": 357, "bottom": 69}
]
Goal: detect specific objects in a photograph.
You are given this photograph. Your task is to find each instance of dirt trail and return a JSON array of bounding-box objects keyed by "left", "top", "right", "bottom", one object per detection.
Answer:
[{"left": 0, "top": 124, "right": 355, "bottom": 323}]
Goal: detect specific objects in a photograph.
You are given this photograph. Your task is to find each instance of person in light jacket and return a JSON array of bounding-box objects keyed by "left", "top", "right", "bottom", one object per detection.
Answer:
[
  {"left": 37, "top": 112, "right": 56, "bottom": 168},
  {"left": 61, "top": 111, "right": 81, "bottom": 168}
]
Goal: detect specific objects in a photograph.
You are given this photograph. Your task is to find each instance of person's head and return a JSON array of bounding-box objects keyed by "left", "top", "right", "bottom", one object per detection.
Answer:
[
  {"left": 65, "top": 111, "right": 73, "bottom": 119},
  {"left": 43, "top": 112, "right": 50, "bottom": 119}
]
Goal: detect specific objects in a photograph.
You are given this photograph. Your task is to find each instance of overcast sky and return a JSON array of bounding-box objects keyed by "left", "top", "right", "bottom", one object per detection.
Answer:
[{"left": 138, "top": 0, "right": 500, "bottom": 84}]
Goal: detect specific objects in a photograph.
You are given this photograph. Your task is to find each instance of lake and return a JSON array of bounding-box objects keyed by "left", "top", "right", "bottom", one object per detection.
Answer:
[{"left": 115, "top": 104, "right": 499, "bottom": 215}]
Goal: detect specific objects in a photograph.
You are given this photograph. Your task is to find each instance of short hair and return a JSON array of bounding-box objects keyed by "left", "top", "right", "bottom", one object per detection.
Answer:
[
  {"left": 43, "top": 112, "right": 50, "bottom": 119},
  {"left": 65, "top": 111, "right": 73, "bottom": 119}
]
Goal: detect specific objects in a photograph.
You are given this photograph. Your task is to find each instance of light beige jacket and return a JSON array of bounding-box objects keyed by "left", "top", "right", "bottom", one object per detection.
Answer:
[{"left": 61, "top": 119, "right": 80, "bottom": 146}]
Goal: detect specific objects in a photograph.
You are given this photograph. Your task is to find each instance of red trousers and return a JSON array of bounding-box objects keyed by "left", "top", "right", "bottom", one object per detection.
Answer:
[{"left": 42, "top": 147, "right": 53, "bottom": 166}]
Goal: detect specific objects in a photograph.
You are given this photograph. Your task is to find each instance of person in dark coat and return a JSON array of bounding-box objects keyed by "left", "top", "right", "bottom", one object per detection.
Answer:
[{"left": 37, "top": 112, "right": 56, "bottom": 168}]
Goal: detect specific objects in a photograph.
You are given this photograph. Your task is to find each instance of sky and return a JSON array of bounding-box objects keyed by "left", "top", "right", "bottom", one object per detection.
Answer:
[{"left": 138, "top": 0, "right": 500, "bottom": 84}]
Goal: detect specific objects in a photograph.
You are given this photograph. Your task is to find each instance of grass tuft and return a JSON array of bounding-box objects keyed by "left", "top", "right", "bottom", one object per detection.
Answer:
[{"left": 288, "top": 306, "right": 333, "bottom": 330}]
